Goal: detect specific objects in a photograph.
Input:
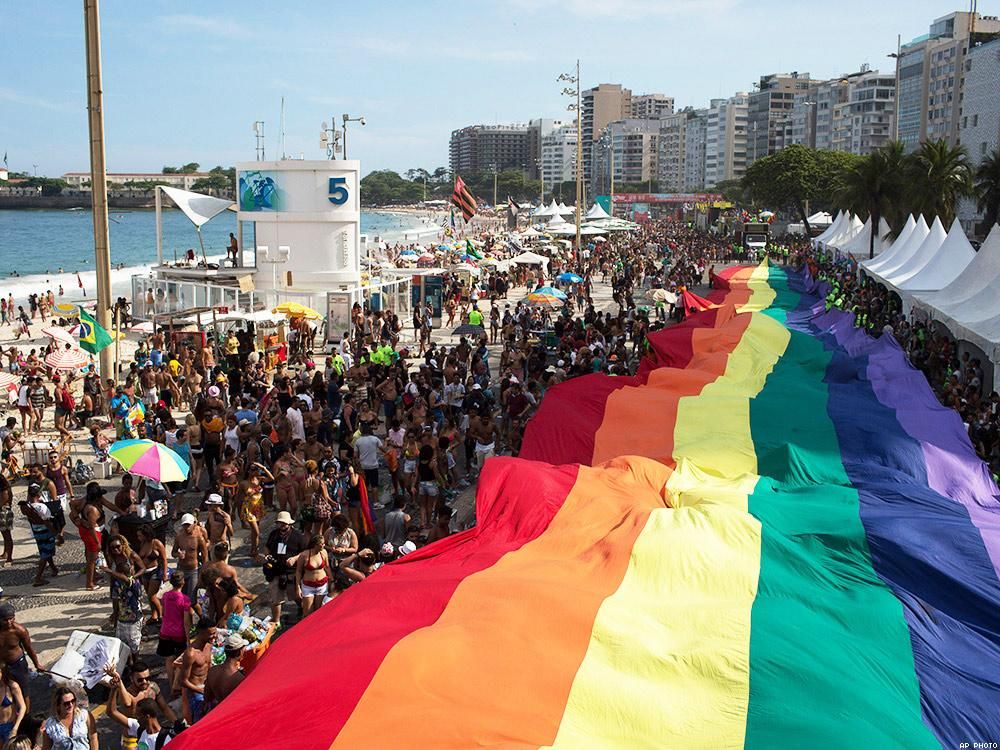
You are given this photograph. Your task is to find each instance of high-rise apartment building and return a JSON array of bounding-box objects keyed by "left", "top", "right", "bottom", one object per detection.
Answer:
[
  {"left": 540, "top": 123, "right": 578, "bottom": 191},
  {"left": 684, "top": 109, "right": 708, "bottom": 190},
  {"left": 526, "top": 119, "right": 566, "bottom": 179},
  {"left": 591, "top": 119, "right": 659, "bottom": 194},
  {"left": 581, "top": 84, "right": 633, "bottom": 184},
  {"left": 448, "top": 124, "right": 532, "bottom": 176},
  {"left": 896, "top": 10, "right": 1000, "bottom": 152},
  {"left": 747, "top": 72, "right": 813, "bottom": 165},
  {"left": 631, "top": 93, "right": 674, "bottom": 120},
  {"left": 958, "top": 36, "right": 1000, "bottom": 234},
  {"left": 704, "top": 93, "right": 749, "bottom": 186},
  {"left": 657, "top": 110, "right": 690, "bottom": 192}
]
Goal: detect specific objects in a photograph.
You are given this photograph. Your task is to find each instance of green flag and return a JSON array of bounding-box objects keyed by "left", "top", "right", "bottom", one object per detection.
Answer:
[{"left": 77, "top": 306, "right": 113, "bottom": 354}]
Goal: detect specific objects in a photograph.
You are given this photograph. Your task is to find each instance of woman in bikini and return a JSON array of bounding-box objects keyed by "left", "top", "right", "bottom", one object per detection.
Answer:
[
  {"left": 0, "top": 665, "right": 26, "bottom": 744},
  {"left": 136, "top": 524, "right": 168, "bottom": 626},
  {"left": 295, "top": 534, "right": 332, "bottom": 617},
  {"left": 272, "top": 446, "right": 300, "bottom": 516},
  {"left": 215, "top": 447, "right": 241, "bottom": 518},
  {"left": 239, "top": 464, "right": 270, "bottom": 559},
  {"left": 302, "top": 460, "right": 331, "bottom": 537}
]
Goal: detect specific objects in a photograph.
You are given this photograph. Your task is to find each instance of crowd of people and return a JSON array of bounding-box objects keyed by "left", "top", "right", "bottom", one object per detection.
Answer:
[
  {"left": 805, "top": 245, "right": 1000, "bottom": 480},
  {"left": 11, "top": 214, "right": 993, "bottom": 747},
  {"left": 0, "top": 217, "right": 753, "bottom": 747}
]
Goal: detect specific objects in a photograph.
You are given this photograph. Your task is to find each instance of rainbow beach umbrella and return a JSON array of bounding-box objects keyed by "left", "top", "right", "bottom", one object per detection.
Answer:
[{"left": 108, "top": 439, "right": 189, "bottom": 482}]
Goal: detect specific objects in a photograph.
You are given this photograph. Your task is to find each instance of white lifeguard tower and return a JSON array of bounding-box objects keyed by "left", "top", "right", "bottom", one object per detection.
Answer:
[{"left": 133, "top": 159, "right": 409, "bottom": 344}]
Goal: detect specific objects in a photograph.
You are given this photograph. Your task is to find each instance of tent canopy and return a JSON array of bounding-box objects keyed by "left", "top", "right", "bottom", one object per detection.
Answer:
[
  {"left": 914, "top": 224, "right": 1000, "bottom": 319},
  {"left": 892, "top": 219, "right": 975, "bottom": 292},
  {"left": 584, "top": 203, "right": 612, "bottom": 220},
  {"left": 160, "top": 186, "right": 235, "bottom": 228},
  {"left": 879, "top": 217, "right": 947, "bottom": 287},
  {"left": 812, "top": 210, "right": 845, "bottom": 246},
  {"left": 864, "top": 215, "right": 929, "bottom": 279},
  {"left": 863, "top": 215, "right": 916, "bottom": 272}
]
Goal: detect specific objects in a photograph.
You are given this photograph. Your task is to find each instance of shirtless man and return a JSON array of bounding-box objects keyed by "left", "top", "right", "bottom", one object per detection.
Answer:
[
  {"left": 0, "top": 603, "right": 42, "bottom": 710},
  {"left": 198, "top": 541, "right": 252, "bottom": 621},
  {"left": 467, "top": 412, "right": 498, "bottom": 469},
  {"left": 203, "top": 495, "right": 233, "bottom": 545},
  {"left": 180, "top": 618, "right": 216, "bottom": 724},
  {"left": 103, "top": 659, "right": 177, "bottom": 734},
  {"left": 171, "top": 513, "right": 208, "bottom": 602},
  {"left": 139, "top": 363, "right": 157, "bottom": 408},
  {"left": 204, "top": 635, "right": 246, "bottom": 713}
]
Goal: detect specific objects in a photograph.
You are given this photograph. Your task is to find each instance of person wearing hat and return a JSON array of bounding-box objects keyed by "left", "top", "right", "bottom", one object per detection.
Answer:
[
  {"left": 203, "top": 494, "right": 233, "bottom": 545},
  {"left": 204, "top": 633, "right": 246, "bottom": 712},
  {"left": 172, "top": 513, "right": 208, "bottom": 602},
  {"left": 0, "top": 602, "right": 42, "bottom": 712},
  {"left": 264, "top": 510, "right": 305, "bottom": 623}
]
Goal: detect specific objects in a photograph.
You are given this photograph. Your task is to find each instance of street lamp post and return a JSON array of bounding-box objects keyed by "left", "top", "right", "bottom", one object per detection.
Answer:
[
  {"left": 559, "top": 61, "right": 582, "bottom": 260},
  {"left": 492, "top": 164, "right": 498, "bottom": 208},
  {"left": 341, "top": 114, "right": 366, "bottom": 160},
  {"left": 888, "top": 34, "right": 901, "bottom": 141}
]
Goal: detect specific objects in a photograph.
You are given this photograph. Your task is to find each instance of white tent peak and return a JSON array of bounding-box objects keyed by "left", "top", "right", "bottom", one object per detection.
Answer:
[
  {"left": 584, "top": 203, "right": 612, "bottom": 220},
  {"left": 893, "top": 217, "right": 975, "bottom": 291},
  {"left": 160, "top": 186, "right": 234, "bottom": 228}
]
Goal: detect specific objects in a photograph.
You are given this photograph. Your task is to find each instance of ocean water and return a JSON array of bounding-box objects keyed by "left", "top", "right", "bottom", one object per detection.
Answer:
[{"left": 0, "top": 208, "right": 432, "bottom": 304}]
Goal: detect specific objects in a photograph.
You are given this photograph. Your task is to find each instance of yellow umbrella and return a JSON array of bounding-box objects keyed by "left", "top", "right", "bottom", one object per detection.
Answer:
[
  {"left": 271, "top": 302, "right": 322, "bottom": 320},
  {"left": 54, "top": 303, "right": 80, "bottom": 317}
]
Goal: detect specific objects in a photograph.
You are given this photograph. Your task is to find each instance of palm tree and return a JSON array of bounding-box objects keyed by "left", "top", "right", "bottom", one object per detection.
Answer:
[
  {"left": 906, "top": 139, "right": 975, "bottom": 227},
  {"left": 838, "top": 143, "right": 904, "bottom": 258},
  {"left": 976, "top": 149, "right": 1000, "bottom": 232}
]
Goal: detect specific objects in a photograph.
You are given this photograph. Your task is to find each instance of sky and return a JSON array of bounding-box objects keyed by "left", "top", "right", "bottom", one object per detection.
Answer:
[{"left": 0, "top": 1, "right": 978, "bottom": 178}]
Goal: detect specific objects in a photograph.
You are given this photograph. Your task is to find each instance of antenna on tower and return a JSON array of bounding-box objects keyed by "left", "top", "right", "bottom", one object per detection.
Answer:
[
  {"left": 280, "top": 97, "right": 286, "bottom": 160},
  {"left": 253, "top": 121, "right": 265, "bottom": 160}
]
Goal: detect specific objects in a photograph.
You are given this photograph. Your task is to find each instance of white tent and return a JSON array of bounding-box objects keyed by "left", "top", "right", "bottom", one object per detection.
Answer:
[
  {"left": 862, "top": 215, "right": 916, "bottom": 273},
  {"left": 520, "top": 226, "right": 543, "bottom": 238},
  {"left": 584, "top": 203, "right": 612, "bottom": 220},
  {"left": 556, "top": 202, "right": 575, "bottom": 216},
  {"left": 156, "top": 186, "right": 236, "bottom": 265},
  {"left": 812, "top": 211, "right": 845, "bottom": 247},
  {"left": 915, "top": 224, "right": 1000, "bottom": 319},
  {"left": 807, "top": 211, "right": 833, "bottom": 226},
  {"left": 891, "top": 219, "right": 975, "bottom": 292},
  {"left": 841, "top": 217, "right": 893, "bottom": 257},
  {"left": 832, "top": 216, "right": 870, "bottom": 251},
  {"left": 532, "top": 199, "right": 560, "bottom": 218},
  {"left": 878, "top": 217, "right": 947, "bottom": 287},
  {"left": 825, "top": 214, "right": 863, "bottom": 248},
  {"left": 507, "top": 251, "right": 550, "bottom": 272},
  {"left": 545, "top": 215, "right": 571, "bottom": 230},
  {"left": 864, "top": 215, "right": 929, "bottom": 279}
]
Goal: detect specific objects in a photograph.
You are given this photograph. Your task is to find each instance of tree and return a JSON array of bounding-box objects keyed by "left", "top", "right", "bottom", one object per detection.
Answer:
[
  {"left": 360, "top": 170, "right": 423, "bottom": 205},
  {"left": 22, "top": 176, "right": 69, "bottom": 196},
  {"left": 836, "top": 143, "right": 906, "bottom": 258},
  {"left": 906, "top": 139, "right": 975, "bottom": 227},
  {"left": 976, "top": 149, "right": 1000, "bottom": 233},
  {"left": 743, "top": 145, "right": 857, "bottom": 235},
  {"left": 191, "top": 174, "right": 233, "bottom": 194},
  {"left": 180, "top": 162, "right": 200, "bottom": 174}
]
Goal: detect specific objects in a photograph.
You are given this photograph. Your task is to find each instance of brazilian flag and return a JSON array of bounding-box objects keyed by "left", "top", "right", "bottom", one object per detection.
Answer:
[
  {"left": 77, "top": 307, "right": 114, "bottom": 354},
  {"left": 465, "top": 239, "right": 483, "bottom": 260}
]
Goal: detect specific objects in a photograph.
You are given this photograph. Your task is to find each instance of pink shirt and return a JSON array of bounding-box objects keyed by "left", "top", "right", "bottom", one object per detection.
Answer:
[{"left": 160, "top": 589, "right": 191, "bottom": 640}]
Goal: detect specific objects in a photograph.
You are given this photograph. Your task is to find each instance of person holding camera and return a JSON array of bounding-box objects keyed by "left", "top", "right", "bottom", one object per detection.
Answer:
[{"left": 263, "top": 511, "right": 304, "bottom": 623}]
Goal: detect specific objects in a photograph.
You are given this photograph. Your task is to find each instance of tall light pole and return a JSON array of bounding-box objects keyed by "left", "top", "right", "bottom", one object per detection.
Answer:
[
  {"left": 83, "top": 0, "right": 114, "bottom": 380},
  {"left": 341, "top": 114, "right": 366, "bottom": 160},
  {"left": 888, "top": 34, "right": 901, "bottom": 142},
  {"left": 559, "top": 60, "right": 582, "bottom": 260},
  {"left": 492, "top": 163, "right": 499, "bottom": 207},
  {"left": 535, "top": 158, "right": 544, "bottom": 205}
]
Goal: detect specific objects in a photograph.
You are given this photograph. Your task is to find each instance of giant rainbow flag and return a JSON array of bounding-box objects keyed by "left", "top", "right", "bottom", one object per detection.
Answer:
[{"left": 175, "top": 262, "right": 1000, "bottom": 748}]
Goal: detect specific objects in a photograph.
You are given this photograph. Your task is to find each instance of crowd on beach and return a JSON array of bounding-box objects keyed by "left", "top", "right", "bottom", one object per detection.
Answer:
[
  {"left": 0, "top": 217, "right": 750, "bottom": 748},
  {"left": 4, "top": 213, "right": 991, "bottom": 747}
]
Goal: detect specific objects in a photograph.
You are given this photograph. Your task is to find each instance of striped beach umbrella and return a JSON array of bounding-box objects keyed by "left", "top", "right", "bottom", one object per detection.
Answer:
[
  {"left": 44, "top": 347, "right": 90, "bottom": 371},
  {"left": 108, "top": 439, "right": 189, "bottom": 482}
]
